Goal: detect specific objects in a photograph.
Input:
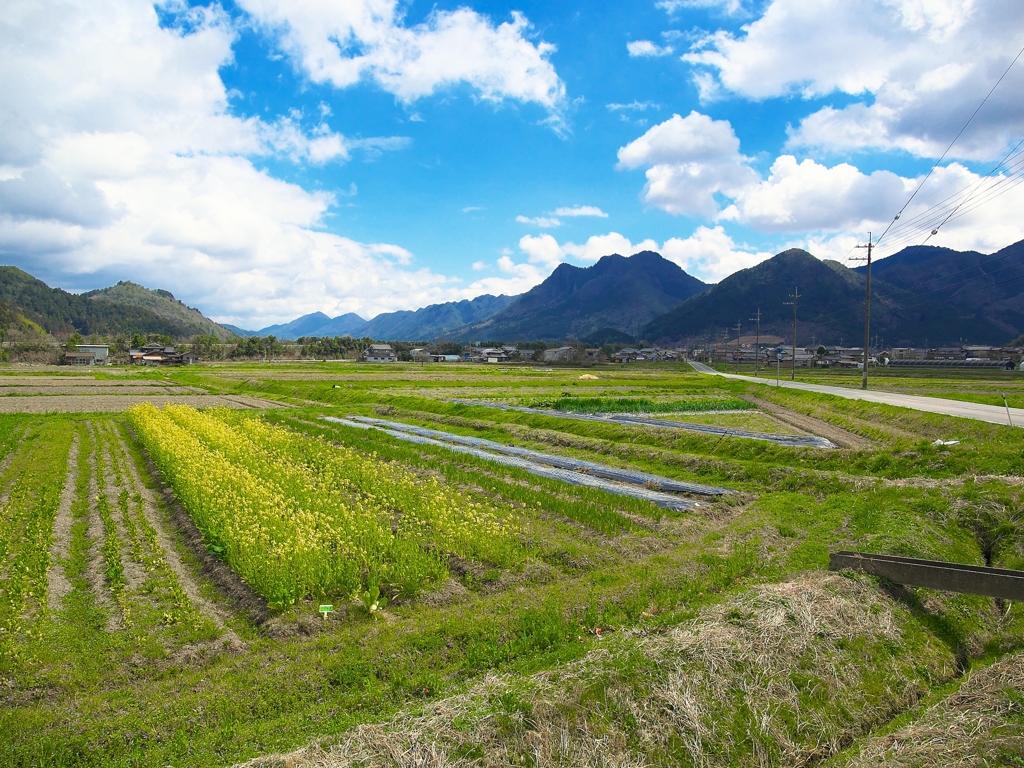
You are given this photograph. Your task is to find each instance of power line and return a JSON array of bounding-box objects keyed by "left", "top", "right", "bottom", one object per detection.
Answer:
[{"left": 875, "top": 40, "right": 1024, "bottom": 248}]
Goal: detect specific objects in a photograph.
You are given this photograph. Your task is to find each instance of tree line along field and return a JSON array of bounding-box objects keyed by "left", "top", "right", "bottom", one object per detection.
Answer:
[{"left": 2, "top": 362, "right": 1024, "bottom": 766}]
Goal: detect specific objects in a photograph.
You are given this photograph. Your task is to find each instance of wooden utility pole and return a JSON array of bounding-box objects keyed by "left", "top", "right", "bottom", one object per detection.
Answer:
[
  {"left": 750, "top": 308, "right": 761, "bottom": 376},
  {"left": 733, "top": 320, "right": 742, "bottom": 372},
  {"left": 784, "top": 288, "right": 800, "bottom": 381},
  {"left": 853, "top": 233, "right": 873, "bottom": 390}
]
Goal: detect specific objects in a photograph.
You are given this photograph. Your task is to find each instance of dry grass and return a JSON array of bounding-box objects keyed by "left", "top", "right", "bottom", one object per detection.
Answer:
[
  {"left": 841, "top": 652, "right": 1024, "bottom": 767},
  {"left": 239, "top": 572, "right": 952, "bottom": 768}
]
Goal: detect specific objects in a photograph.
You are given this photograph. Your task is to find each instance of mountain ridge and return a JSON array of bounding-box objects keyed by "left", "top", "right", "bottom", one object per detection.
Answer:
[
  {"left": 81, "top": 281, "right": 237, "bottom": 340},
  {"left": 641, "top": 241, "right": 1024, "bottom": 346},
  {"left": 450, "top": 251, "right": 707, "bottom": 342}
]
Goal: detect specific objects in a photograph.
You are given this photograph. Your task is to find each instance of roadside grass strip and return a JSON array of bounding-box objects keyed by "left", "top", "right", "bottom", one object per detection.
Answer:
[
  {"left": 342, "top": 415, "right": 733, "bottom": 496},
  {"left": 453, "top": 399, "right": 838, "bottom": 449},
  {"left": 127, "top": 404, "right": 520, "bottom": 608},
  {"left": 0, "top": 421, "right": 73, "bottom": 672},
  {"left": 324, "top": 416, "right": 701, "bottom": 512}
]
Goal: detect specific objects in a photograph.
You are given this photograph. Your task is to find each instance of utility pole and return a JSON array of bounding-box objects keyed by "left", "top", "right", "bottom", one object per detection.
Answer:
[
  {"left": 784, "top": 287, "right": 800, "bottom": 381},
  {"left": 853, "top": 233, "right": 873, "bottom": 390},
  {"left": 750, "top": 308, "right": 761, "bottom": 376},
  {"left": 733, "top": 320, "right": 742, "bottom": 373}
]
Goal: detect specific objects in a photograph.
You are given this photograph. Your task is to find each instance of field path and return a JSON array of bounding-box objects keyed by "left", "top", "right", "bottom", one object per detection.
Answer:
[
  {"left": 45, "top": 433, "right": 78, "bottom": 613},
  {"left": 689, "top": 361, "right": 1024, "bottom": 427}
]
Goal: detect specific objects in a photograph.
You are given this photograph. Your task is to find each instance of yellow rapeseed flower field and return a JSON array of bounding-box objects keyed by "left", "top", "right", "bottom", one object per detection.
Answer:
[{"left": 127, "top": 404, "right": 520, "bottom": 608}]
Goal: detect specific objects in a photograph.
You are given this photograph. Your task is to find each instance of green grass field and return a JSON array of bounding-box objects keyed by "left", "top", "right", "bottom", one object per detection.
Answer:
[{"left": 2, "top": 361, "right": 1024, "bottom": 766}]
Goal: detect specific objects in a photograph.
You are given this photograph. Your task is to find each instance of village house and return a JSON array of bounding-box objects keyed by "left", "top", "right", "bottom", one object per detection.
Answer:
[
  {"left": 64, "top": 344, "right": 110, "bottom": 366},
  {"left": 362, "top": 344, "right": 397, "bottom": 362},
  {"left": 542, "top": 346, "right": 577, "bottom": 363},
  {"left": 127, "top": 342, "right": 200, "bottom": 366}
]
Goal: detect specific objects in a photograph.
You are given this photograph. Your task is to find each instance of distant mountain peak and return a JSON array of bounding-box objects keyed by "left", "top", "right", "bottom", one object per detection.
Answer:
[{"left": 450, "top": 250, "right": 707, "bottom": 342}]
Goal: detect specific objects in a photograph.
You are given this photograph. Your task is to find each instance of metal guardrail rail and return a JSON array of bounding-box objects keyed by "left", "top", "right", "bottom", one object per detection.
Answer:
[{"left": 829, "top": 551, "right": 1024, "bottom": 601}]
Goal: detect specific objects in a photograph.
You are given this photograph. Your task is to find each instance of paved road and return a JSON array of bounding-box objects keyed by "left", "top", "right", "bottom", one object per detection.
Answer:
[{"left": 688, "top": 361, "right": 1024, "bottom": 429}]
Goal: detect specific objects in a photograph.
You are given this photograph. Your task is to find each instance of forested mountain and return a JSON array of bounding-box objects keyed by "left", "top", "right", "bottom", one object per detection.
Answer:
[
  {"left": 853, "top": 239, "right": 1024, "bottom": 341},
  {"left": 642, "top": 242, "right": 1024, "bottom": 346},
  {"left": 0, "top": 266, "right": 220, "bottom": 338},
  {"left": 359, "top": 294, "right": 515, "bottom": 341},
  {"left": 82, "top": 281, "right": 236, "bottom": 340},
  {"left": 451, "top": 251, "right": 707, "bottom": 342}
]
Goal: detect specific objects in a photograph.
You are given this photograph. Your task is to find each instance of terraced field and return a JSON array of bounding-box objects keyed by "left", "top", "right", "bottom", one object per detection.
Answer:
[{"left": 2, "top": 362, "right": 1024, "bottom": 767}]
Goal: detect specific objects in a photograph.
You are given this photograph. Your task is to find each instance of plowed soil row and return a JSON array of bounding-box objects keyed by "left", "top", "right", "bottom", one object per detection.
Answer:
[
  {"left": 0, "top": 394, "right": 285, "bottom": 413},
  {"left": 110, "top": 426, "right": 240, "bottom": 638},
  {"left": 45, "top": 433, "right": 78, "bottom": 613}
]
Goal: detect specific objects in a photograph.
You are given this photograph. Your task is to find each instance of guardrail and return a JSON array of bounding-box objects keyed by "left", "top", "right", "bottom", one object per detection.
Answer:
[{"left": 829, "top": 551, "right": 1024, "bottom": 601}]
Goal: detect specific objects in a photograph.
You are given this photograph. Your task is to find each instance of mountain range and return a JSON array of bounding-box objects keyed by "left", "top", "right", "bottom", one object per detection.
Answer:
[
  {"left": 1, "top": 237, "right": 1022, "bottom": 347},
  {"left": 231, "top": 294, "right": 517, "bottom": 341},
  {"left": 643, "top": 240, "right": 1024, "bottom": 347}
]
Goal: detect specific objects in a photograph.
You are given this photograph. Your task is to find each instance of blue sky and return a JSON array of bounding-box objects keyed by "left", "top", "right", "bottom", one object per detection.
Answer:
[{"left": 2, "top": 0, "right": 1023, "bottom": 326}]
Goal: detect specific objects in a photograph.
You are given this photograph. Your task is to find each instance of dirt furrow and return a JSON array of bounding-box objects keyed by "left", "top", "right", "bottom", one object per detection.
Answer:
[
  {"left": 111, "top": 426, "right": 242, "bottom": 640},
  {"left": 45, "top": 433, "right": 78, "bottom": 613},
  {"left": 742, "top": 394, "right": 876, "bottom": 449}
]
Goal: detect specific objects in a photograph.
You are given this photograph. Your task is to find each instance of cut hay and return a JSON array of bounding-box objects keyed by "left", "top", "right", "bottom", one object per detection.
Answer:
[
  {"left": 842, "top": 651, "right": 1024, "bottom": 767},
  {"left": 238, "top": 572, "right": 955, "bottom": 768}
]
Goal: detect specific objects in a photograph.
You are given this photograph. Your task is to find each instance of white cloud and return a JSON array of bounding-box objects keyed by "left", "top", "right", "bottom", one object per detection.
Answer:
[
  {"left": 0, "top": 0, "right": 545, "bottom": 327},
  {"left": 684, "top": 0, "right": 1024, "bottom": 159},
  {"left": 471, "top": 260, "right": 487, "bottom": 270},
  {"left": 660, "top": 226, "right": 774, "bottom": 281},
  {"left": 657, "top": 0, "right": 746, "bottom": 15},
  {"left": 238, "top": 0, "right": 566, "bottom": 111},
  {"left": 516, "top": 215, "right": 561, "bottom": 228},
  {"left": 617, "top": 111, "right": 758, "bottom": 217},
  {"left": 617, "top": 112, "right": 1024, "bottom": 251},
  {"left": 462, "top": 206, "right": 484, "bottom": 212},
  {"left": 606, "top": 101, "right": 661, "bottom": 112},
  {"left": 729, "top": 156, "right": 912, "bottom": 232},
  {"left": 552, "top": 205, "right": 609, "bottom": 218},
  {"left": 627, "top": 40, "right": 674, "bottom": 57}
]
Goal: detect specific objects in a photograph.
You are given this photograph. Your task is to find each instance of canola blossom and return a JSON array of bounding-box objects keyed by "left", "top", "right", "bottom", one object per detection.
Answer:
[{"left": 127, "top": 405, "right": 518, "bottom": 608}]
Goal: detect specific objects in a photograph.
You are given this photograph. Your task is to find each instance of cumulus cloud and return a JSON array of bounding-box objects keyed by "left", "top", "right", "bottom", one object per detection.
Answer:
[
  {"left": 660, "top": 226, "right": 774, "bottom": 281},
  {"left": 617, "top": 112, "right": 1024, "bottom": 252},
  {"left": 238, "top": 0, "right": 565, "bottom": 111},
  {"left": 0, "top": 0, "right": 551, "bottom": 326},
  {"left": 617, "top": 111, "right": 759, "bottom": 217},
  {"left": 684, "top": 0, "right": 1024, "bottom": 158},
  {"left": 627, "top": 40, "right": 674, "bottom": 57}
]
